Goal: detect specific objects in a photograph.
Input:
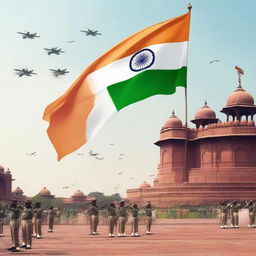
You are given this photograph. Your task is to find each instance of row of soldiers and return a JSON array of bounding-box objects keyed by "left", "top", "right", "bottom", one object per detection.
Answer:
[
  {"left": 87, "top": 199, "right": 153, "bottom": 237},
  {"left": 0, "top": 200, "right": 56, "bottom": 253},
  {"left": 219, "top": 200, "right": 256, "bottom": 228}
]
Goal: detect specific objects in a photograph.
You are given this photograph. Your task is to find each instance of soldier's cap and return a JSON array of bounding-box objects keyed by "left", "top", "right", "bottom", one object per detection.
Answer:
[
  {"left": 25, "top": 200, "right": 32, "bottom": 204},
  {"left": 91, "top": 199, "right": 97, "bottom": 203},
  {"left": 119, "top": 200, "right": 125, "bottom": 203}
]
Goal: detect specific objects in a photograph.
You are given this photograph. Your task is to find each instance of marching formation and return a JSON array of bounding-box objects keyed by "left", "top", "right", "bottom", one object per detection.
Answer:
[
  {"left": 87, "top": 200, "right": 153, "bottom": 237},
  {"left": 219, "top": 200, "right": 256, "bottom": 229},
  {"left": 0, "top": 199, "right": 153, "bottom": 253},
  {"left": 0, "top": 200, "right": 57, "bottom": 253}
]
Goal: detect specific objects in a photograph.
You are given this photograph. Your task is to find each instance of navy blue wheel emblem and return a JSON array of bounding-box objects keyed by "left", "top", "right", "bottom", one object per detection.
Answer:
[{"left": 129, "top": 48, "right": 155, "bottom": 72}]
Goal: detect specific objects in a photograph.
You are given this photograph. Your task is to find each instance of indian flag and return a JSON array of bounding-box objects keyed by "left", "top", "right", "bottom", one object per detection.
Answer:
[{"left": 43, "top": 11, "right": 191, "bottom": 160}]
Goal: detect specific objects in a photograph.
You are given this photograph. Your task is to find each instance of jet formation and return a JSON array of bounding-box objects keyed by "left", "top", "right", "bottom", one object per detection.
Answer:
[
  {"left": 14, "top": 68, "right": 37, "bottom": 77},
  {"left": 81, "top": 29, "right": 102, "bottom": 36},
  {"left": 44, "top": 47, "right": 64, "bottom": 55},
  {"left": 17, "top": 31, "right": 40, "bottom": 39}
]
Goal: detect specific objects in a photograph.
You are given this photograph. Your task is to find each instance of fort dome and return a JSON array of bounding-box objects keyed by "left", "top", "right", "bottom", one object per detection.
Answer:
[
  {"left": 195, "top": 101, "right": 216, "bottom": 119},
  {"left": 139, "top": 182, "right": 151, "bottom": 189},
  {"left": 226, "top": 87, "right": 254, "bottom": 106},
  {"left": 73, "top": 190, "right": 85, "bottom": 197},
  {"left": 13, "top": 187, "right": 23, "bottom": 195},
  {"left": 164, "top": 111, "right": 183, "bottom": 128},
  {"left": 39, "top": 187, "right": 51, "bottom": 196}
]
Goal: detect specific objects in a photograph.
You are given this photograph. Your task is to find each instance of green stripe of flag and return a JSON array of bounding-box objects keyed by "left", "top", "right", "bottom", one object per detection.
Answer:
[{"left": 107, "top": 67, "right": 187, "bottom": 111}]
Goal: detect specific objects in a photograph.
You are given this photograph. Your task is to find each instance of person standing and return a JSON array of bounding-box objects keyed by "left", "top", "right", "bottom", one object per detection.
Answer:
[
  {"left": 33, "top": 202, "right": 43, "bottom": 238},
  {"left": 0, "top": 203, "right": 6, "bottom": 237},
  {"left": 21, "top": 200, "right": 33, "bottom": 249},
  {"left": 116, "top": 200, "right": 128, "bottom": 237},
  {"left": 6, "top": 200, "right": 20, "bottom": 252},
  {"left": 230, "top": 200, "right": 241, "bottom": 228},
  {"left": 246, "top": 200, "right": 256, "bottom": 228},
  {"left": 219, "top": 200, "right": 229, "bottom": 229},
  {"left": 130, "top": 203, "right": 140, "bottom": 237},
  {"left": 48, "top": 206, "right": 55, "bottom": 232},
  {"left": 105, "top": 202, "right": 117, "bottom": 237},
  {"left": 144, "top": 201, "right": 153, "bottom": 234},
  {"left": 87, "top": 200, "right": 99, "bottom": 235}
]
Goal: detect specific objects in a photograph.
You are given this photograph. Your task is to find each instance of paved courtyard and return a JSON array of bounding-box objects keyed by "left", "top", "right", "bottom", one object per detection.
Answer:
[{"left": 1, "top": 219, "right": 256, "bottom": 255}]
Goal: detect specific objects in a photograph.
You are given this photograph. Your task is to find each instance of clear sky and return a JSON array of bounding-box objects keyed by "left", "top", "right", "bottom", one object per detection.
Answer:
[{"left": 0, "top": 0, "right": 256, "bottom": 198}]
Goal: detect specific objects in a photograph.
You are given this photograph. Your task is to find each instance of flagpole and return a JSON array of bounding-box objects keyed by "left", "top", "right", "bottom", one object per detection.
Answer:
[{"left": 184, "top": 3, "right": 192, "bottom": 183}]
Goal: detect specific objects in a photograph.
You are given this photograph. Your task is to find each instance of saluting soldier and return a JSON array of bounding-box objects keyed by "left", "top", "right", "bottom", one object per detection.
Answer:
[
  {"left": 130, "top": 203, "right": 140, "bottom": 237},
  {"left": 246, "top": 200, "right": 254, "bottom": 228},
  {"left": 219, "top": 200, "right": 229, "bottom": 229},
  {"left": 21, "top": 200, "right": 33, "bottom": 249},
  {"left": 87, "top": 200, "right": 99, "bottom": 235},
  {"left": 230, "top": 200, "right": 241, "bottom": 228},
  {"left": 48, "top": 206, "right": 55, "bottom": 232},
  {"left": 7, "top": 200, "right": 20, "bottom": 252},
  {"left": 144, "top": 201, "right": 153, "bottom": 234},
  {"left": 0, "top": 203, "right": 6, "bottom": 237},
  {"left": 33, "top": 202, "right": 43, "bottom": 238},
  {"left": 116, "top": 200, "right": 128, "bottom": 237},
  {"left": 105, "top": 202, "right": 117, "bottom": 237}
]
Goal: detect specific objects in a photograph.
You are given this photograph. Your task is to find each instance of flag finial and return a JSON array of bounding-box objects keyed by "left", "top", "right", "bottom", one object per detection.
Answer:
[
  {"left": 187, "top": 3, "right": 192, "bottom": 11},
  {"left": 235, "top": 65, "right": 244, "bottom": 88}
]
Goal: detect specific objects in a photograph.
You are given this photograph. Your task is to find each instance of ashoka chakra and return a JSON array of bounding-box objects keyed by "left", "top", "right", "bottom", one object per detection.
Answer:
[{"left": 129, "top": 49, "right": 155, "bottom": 72}]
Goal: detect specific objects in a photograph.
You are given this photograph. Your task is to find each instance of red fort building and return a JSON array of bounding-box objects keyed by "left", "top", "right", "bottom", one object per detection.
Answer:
[{"left": 127, "top": 83, "right": 256, "bottom": 207}]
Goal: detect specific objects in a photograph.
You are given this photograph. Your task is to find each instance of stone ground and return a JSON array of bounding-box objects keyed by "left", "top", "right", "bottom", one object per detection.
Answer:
[{"left": 1, "top": 219, "right": 256, "bottom": 256}]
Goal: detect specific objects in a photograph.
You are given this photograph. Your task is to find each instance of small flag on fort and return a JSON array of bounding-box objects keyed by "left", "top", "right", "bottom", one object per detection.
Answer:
[
  {"left": 43, "top": 10, "right": 191, "bottom": 160},
  {"left": 235, "top": 65, "right": 244, "bottom": 75}
]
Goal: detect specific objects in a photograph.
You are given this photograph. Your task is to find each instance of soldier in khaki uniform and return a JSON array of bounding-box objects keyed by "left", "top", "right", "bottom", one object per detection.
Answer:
[
  {"left": 21, "top": 200, "right": 33, "bottom": 249},
  {"left": 105, "top": 202, "right": 117, "bottom": 237},
  {"left": 144, "top": 202, "right": 153, "bottom": 234},
  {"left": 7, "top": 200, "right": 20, "bottom": 252},
  {"left": 33, "top": 202, "right": 43, "bottom": 238},
  {"left": 130, "top": 203, "right": 140, "bottom": 237},
  {"left": 116, "top": 200, "right": 128, "bottom": 237},
  {"left": 230, "top": 200, "right": 241, "bottom": 228},
  {"left": 0, "top": 203, "right": 6, "bottom": 237},
  {"left": 219, "top": 200, "right": 229, "bottom": 229},
  {"left": 87, "top": 200, "right": 99, "bottom": 235},
  {"left": 246, "top": 200, "right": 256, "bottom": 228},
  {"left": 48, "top": 206, "right": 55, "bottom": 232}
]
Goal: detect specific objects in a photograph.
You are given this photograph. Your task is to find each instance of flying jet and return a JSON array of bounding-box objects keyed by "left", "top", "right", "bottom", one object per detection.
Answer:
[
  {"left": 26, "top": 151, "right": 37, "bottom": 156},
  {"left": 77, "top": 153, "right": 84, "bottom": 156},
  {"left": 50, "top": 68, "right": 69, "bottom": 77},
  {"left": 209, "top": 60, "right": 220, "bottom": 64},
  {"left": 17, "top": 32, "right": 40, "bottom": 39},
  {"left": 81, "top": 29, "right": 102, "bottom": 36},
  {"left": 148, "top": 174, "right": 155, "bottom": 177},
  {"left": 95, "top": 157, "right": 104, "bottom": 160},
  {"left": 14, "top": 69, "right": 37, "bottom": 77},
  {"left": 118, "top": 172, "right": 123, "bottom": 175},
  {"left": 88, "top": 150, "right": 99, "bottom": 156},
  {"left": 118, "top": 157, "right": 123, "bottom": 160},
  {"left": 119, "top": 154, "right": 125, "bottom": 156},
  {"left": 67, "top": 40, "right": 75, "bottom": 43},
  {"left": 44, "top": 47, "right": 64, "bottom": 55},
  {"left": 109, "top": 143, "right": 115, "bottom": 146}
]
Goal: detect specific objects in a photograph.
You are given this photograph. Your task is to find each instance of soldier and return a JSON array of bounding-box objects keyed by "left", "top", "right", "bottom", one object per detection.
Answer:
[
  {"left": 129, "top": 203, "right": 140, "bottom": 237},
  {"left": 219, "top": 200, "right": 229, "bottom": 229},
  {"left": 230, "top": 200, "right": 241, "bottom": 228},
  {"left": 0, "top": 203, "right": 6, "bottom": 237},
  {"left": 87, "top": 200, "right": 99, "bottom": 235},
  {"left": 48, "top": 206, "right": 55, "bottom": 232},
  {"left": 116, "top": 200, "right": 128, "bottom": 237},
  {"left": 6, "top": 200, "right": 20, "bottom": 252},
  {"left": 144, "top": 201, "right": 153, "bottom": 234},
  {"left": 105, "top": 202, "right": 117, "bottom": 237},
  {"left": 246, "top": 200, "right": 256, "bottom": 228},
  {"left": 21, "top": 200, "right": 33, "bottom": 249},
  {"left": 33, "top": 202, "right": 43, "bottom": 238}
]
